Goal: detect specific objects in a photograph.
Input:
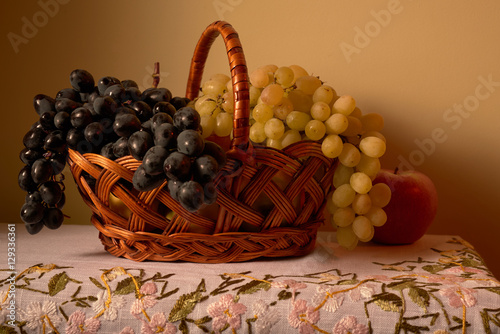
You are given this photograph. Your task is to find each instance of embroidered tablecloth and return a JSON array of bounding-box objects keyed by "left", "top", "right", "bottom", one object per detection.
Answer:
[{"left": 1, "top": 224, "right": 499, "bottom": 334}]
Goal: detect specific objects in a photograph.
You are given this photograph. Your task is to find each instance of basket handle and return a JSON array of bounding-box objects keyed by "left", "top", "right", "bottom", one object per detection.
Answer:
[{"left": 186, "top": 21, "right": 252, "bottom": 162}]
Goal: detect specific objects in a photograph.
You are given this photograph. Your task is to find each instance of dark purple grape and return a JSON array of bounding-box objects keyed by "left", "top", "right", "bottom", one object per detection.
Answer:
[
  {"left": 93, "top": 96, "right": 118, "bottom": 118},
  {"left": 170, "top": 96, "right": 189, "bottom": 110},
  {"left": 121, "top": 79, "right": 138, "bottom": 88},
  {"left": 141, "top": 87, "right": 172, "bottom": 107},
  {"left": 154, "top": 123, "right": 178, "bottom": 149},
  {"left": 202, "top": 181, "right": 217, "bottom": 205},
  {"left": 55, "top": 97, "right": 81, "bottom": 113},
  {"left": 70, "top": 69, "right": 95, "bottom": 93},
  {"left": 18, "top": 165, "right": 37, "bottom": 192},
  {"left": 31, "top": 158, "right": 54, "bottom": 184},
  {"left": 97, "top": 76, "right": 120, "bottom": 95},
  {"left": 177, "top": 181, "right": 204, "bottom": 212},
  {"left": 132, "top": 164, "right": 166, "bottom": 192},
  {"left": 20, "top": 147, "right": 43, "bottom": 165},
  {"left": 113, "top": 113, "right": 141, "bottom": 137},
  {"left": 71, "top": 107, "right": 93, "bottom": 129},
  {"left": 25, "top": 191, "right": 42, "bottom": 204},
  {"left": 49, "top": 153, "right": 67, "bottom": 175},
  {"left": 163, "top": 151, "right": 191, "bottom": 181},
  {"left": 142, "top": 146, "right": 169, "bottom": 175},
  {"left": 173, "top": 107, "right": 201, "bottom": 131},
  {"left": 25, "top": 221, "right": 44, "bottom": 234},
  {"left": 53, "top": 111, "right": 72, "bottom": 130},
  {"left": 128, "top": 131, "right": 153, "bottom": 161},
  {"left": 112, "top": 137, "right": 130, "bottom": 158},
  {"left": 115, "top": 106, "right": 136, "bottom": 117},
  {"left": 42, "top": 207, "right": 64, "bottom": 229},
  {"left": 66, "top": 128, "right": 85, "bottom": 149},
  {"left": 153, "top": 101, "right": 176, "bottom": 117},
  {"left": 124, "top": 87, "right": 142, "bottom": 102},
  {"left": 20, "top": 202, "right": 45, "bottom": 224},
  {"left": 39, "top": 181, "right": 62, "bottom": 206},
  {"left": 151, "top": 112, "right": 173, "bottom": 133},
  {"left": 56, "top": 192, "right": 66, "bottom": 209},
  {"left": 33, "top": 94, "right": 55, "bottom": 115},
  {"left": 141, "top": 120, "right": 153, "bottom": 134},
  {"left": 84, "top": 122, "right": 105, "bottom": 147},
  {"left": 167, "top": 179, "right": 184, "bottom": 201},
  {"left": 56, "top": 88, "right": 81, "bottom": 102},
  {"left": 39, "top": 111, "right": 57, "bottom": 131},
  {"left": 177, "top": 130, "right": 205, "bottom": 157},
  {"left": 202, "top": 141, "right": 227, "bottom": 168},
  {"left": 23, "top": 127, "right": 47, "bottom": 149},
  {"left": 193, "top": 155, "right": 219, "bottom": 183},
  {"left": 104, "top": 84, "right": 126, "bottom": 103},
  {"left": 100, "top": 142, "right": 116, "bottom": 160},
  {"left": 44, "top": 130, "right": 67, "bottom": 153},
  {"left": 87, "top": 88, "right": 100, "bottom": 105},
  {"left": 130, "top": 101, "right": 153, "bottom": 122}
]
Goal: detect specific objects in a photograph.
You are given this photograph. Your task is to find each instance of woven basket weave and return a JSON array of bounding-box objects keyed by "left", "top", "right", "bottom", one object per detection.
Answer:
[{"left": 66, "top": 21, "right": 336, "bottom": 263}]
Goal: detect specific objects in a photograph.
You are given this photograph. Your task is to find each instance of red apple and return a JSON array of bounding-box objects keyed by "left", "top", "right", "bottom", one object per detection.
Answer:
[{"left": 371, "top": 168, "right": 438, "bottom": 244}]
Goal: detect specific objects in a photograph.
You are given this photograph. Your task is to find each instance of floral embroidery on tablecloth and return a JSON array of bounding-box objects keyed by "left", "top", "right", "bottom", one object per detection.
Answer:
[{"left": 0, "top": 237, "right": 499, "bottom": 333}]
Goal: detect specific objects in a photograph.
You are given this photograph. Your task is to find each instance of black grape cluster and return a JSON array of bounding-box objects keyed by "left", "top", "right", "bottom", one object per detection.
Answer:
[{"left": 18, "top": 69, "right": 227, "bottom": 235}]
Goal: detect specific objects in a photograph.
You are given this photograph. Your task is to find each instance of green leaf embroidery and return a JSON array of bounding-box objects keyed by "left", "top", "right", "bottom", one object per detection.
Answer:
[
  {"left": 372, "top": 292, "right": 402, "bottom": 312},
  {"left": 169, "top": 279, "right": 206, "bottom": 323},
  {"left": 387, "top": 280, "right": 415, "bottom": 291},
  {"left": 114, "top": 277, "right": 138, "bottom": 295},
  {"left": 408, "top": 287, "right": 430, "bottom": 311},
  {"left": 89, "top": 277, "right": 106, "bottom": 290},
  {"left": 278, "top": 290, "right": 293, "bottom": 300},
  {"left": 235, "top": 280, "right": 271, "bottom": 295},
  {"left": 48, "top": 272, "right": 69, "bottom": 296},
  {"left": 422, "top": 264, "right": 447, "bottom": 274},
  {"left": 0, "top": 325, "right": 18, "bottom": 334}
]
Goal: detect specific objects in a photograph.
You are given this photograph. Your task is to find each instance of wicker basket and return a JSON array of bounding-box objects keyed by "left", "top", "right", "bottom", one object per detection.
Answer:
[{"left": 66, "top": 21, "right": 336, "bottom": 263}]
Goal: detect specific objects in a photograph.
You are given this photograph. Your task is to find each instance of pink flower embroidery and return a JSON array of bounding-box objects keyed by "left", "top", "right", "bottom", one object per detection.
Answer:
[
  {"left": 252, "top": 300, "right": 280, "bottom": 334},
  {"left": 365, "top": 274, "right": 392, "bottom": 282},
  {"left": 66, "top": 310, "right": 101, "bottom": 334},
  {"left": 439, "top": 287, "right": 477, "bottom": 308},
  {"left": 140, "top": 312, "right": 176, "bottom": 334},
  {"left": 332, "top": 315, "right": 369, "bottom": 334},
  {"left": 425, "top": 274, "right": 466, "bottom": 285},
  {"left": 312, "top": 286, "right": 344, "bottom": 313},
  {"left": 119, "top": 326, "right": 135, "bottom": 334},
  {"left": 288, "top": 299, "right": 320, "bottom": 334},
  {"left": 349, "top": 283, "right": 376, "bottom": 302},
  {"left": 207, "top": 294, "right": 247, "bottom": 332},
  {"left": 131, "top": 282, "right": 158, "bottom": 316}
]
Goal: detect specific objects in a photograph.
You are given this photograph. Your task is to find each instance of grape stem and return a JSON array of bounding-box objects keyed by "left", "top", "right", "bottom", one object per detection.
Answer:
[
  {"left": 152, "top": 62, "right": 160, "bottom": 88},
  {"left": 394, "top": 167, "right": 399, "bottom": 174}
]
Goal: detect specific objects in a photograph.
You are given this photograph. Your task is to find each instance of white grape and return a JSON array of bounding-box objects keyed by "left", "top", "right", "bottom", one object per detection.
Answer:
[
  {"left": 352, "top": 216, "right": 373, "bottom": 241},
  {"left": 369, "top": 183, "right": 392, "bottom": 208},
  {"left": 333, "top": 207, "right": 355, "bottom": 227},
  {"left": 295, "top": 75, "right": 322, "bottom": 95},
  {"left": 333, "top": 164, "right": 354, "bottom": 188},
  {"left": 200, "top": 115, "right": 215, "bottom": 138},
  {"left": 324, "top": 113, "right": 348, "bottom": 135},
  {"left": 273, "top": 97, "right": 294, "bottom": 120},
  {"left": 352, "top": 193, "right": 372, "bottom": 215},
  {"left": 266, "top": 138, "right": 283, "bottom": 150},
  {"left": 331, "top": 183, "right": 356, "bottom": 208},
  {"left": 221, "top": 91, "right": 234, "bottom": 113},
  {"left": 249, "top": 122, "right": 267, "bottom": 143},
  {"left": 313, "top": 85, "right": 336, "bottom": 104},
  {"left": 286, "top": 111, "right": 311, "bottom": 131},
  {"left": 350, "top": 172, "right": 372, "bottom": 194},
  {"left": 274, "top": 66, "right": 295, "bottom": 87},
  {"left": 341, "top": 116, "right": 363, "bottom": 137},
  {"left": 261, "top": 84, "right": 284, "bottom": 106},
  {"left": 264, "top": 118, "right": 285, "bottom": 140},
  {"left": 287, "top": 89, "right": 313, "bottom": 113},
  {"left": 304, "top": 120, "right": 326, "bottom": 141},
  {"left": 214, "top": 112, "right": 233, "bottom": 137},
  {"left": 281, "top": 129, "right": 302, "bottom": 148},
  {"left": 359, "top": 136, "right": 386, "bottom": 158},
  {"left": 356, "top": 154, "right": 381, "bottom": 179},
  {"left": 360, "top": 113, "right": 384, "bottom": 132},
  {"left": 336, "top": 226, "right": 359, "bottom": 250},
  {"left": 289, "top": 64, "right": 309, "bottom": 83},
  {"left": 209, "top": 73, "right": 230, "bottom": 85},
  {"left": 310, "top": 101, "right": 331, "bottom": 122},
  {"left": 202, "top": 80, "right": 226, "bottom": 96},
  {"left": 249, "top": 85, "right": 261, "bottom": 107},
  {"left": 332, "top": 95, "right": 356, "bottom": 115},
  {"left": 252, "top": 103, "right": 274, "bottom": 123},
  {"left": 321, "top": 134, "right": 343, "bottom": 158},
  {"left": 365, "top": 206, "right": 387, "bottom": 227},
  {"left": 249, "top": 68, "right": 270, "bottom": 88},
  {"left": 338, "top": 143, "right": 361, "bottom": 168}
]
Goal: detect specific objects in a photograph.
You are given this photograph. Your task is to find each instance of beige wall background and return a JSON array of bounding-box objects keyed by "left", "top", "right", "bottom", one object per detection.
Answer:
[{"left": 1, "top": 0, "right": 499, "bottom": 277}]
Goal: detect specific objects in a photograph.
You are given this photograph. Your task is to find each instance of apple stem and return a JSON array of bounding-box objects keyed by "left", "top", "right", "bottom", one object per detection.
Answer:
[{"left": 394, "top": 167, "right": 399, "bottom": 174}]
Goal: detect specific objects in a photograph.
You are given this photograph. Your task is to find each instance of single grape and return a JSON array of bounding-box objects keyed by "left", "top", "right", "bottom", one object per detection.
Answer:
[
  {"left": 341, "top": 116, "right": 363, "bottom": 137},
  {"left": 70, "top": 69, "right": 95, "bottom": 93},
  {"left": 31, "top": 158, "right": 54, "bottom": 184},
  {"left": 128, "top": 130, "right": 154, "bottom": 161},
  {"left": 97, "top": 76, "right": 120, "bottom": 95},
  {"left": 103, "top": 84, "right": 126, "bottom": 103},
  {"left": 350, "top": 172, "right": 372, "bottom": 194},
  {"left": 154, "top": 123, "right": 178, "bottom": 149},
  {"left": 252, "top": 104, "right": 274, "bottom": 123},
  {"left": 201, "top": 80, "right": 226, "bottom": 96},
  {"left": 264, "top": 118, "right": 285, "bottom": 140},
  {"left": 56, "top": 88, "right": 81, "bottom": 102},
  {"left": 25, "top": 221, "right": 44, "bottom": 235},
  {"left": 141, "top": 87, "right": 172, "bottom": 108},
  {"left": 18, "top": 165, "right": 37, "bottom": 192},
  {"left": 177, "top": 130, "right": 205, "bottom": 157},
  {"left": 93, "top": 96, "right": 118, "bottom": 118},
  {"left": 287, "top": 89, "right": 313, "bottom": 113},
  {"left": 42, "top": 207, "right": 64, "bottom": 229},
  {"left": 333, "top": 164, "right": 354, "bottom": 188},
  {"left": 177, "top": 181, "right": 204, "bottom": 212},
  {"left": 132, "top": 164, "right": 166, "bottom": 192},
  {"left": 352, "top": 216, "right": 373, "bottom": 240},
  {"left": 151, "top": 112, "right": 173, "bottom": 133},
  {"left": 112, "top": 137, "right": 130, "bottom": 158},
  {"left": 25, "top": 191, "right": 42, "bottom": 204},
  {"left": 113, "top": 113, "right": 141, "bottom": 137},
  {"left": 202, "top": 181, "right": 217, "bottom": 205},
  {"left": 20, "top": 147, "right": 43, "bottom": 165},
  {"left": 260, "top": 84, "right": 284, "bottom": 106},
  {"left": 214, "top": 112, "right": 233, "bottom": 137},
  {"left": 333, "top": 207, "right": 355, "bottom": 227},
  {"left": 55, "top": 97, "right": 81, "bottom": 113},
  {"left": 33, "top": 94, "right": 55, "bottom": 115},
  {"left": 66, "top": 128, "right": 86, "bottom": 150},
  {"left": 281, "top": 129, "right": 302, "bottom": 148},
  {"left": 338, "top": 143, "right": 361, "bottom": 168},
  {"left": 352, "top": 193, "right": 372, "bottom": 215},
  {"left": 304, "top": 120, "right": 326, "bottom": 141},
  {"left": 20, "top": 201, "right": 45, "bottom": 224},
  {"left": 360, "top": 113, "right": 384, "bottom": 132},
  {"left": 310, "top": 101, "right": 331, "bottom": 122},
  {"left": 273, "top": 97, "right": 294, "bottom": 120},
  {"left": 336, "top": 226, "right": 359, "bottom": 250},
  {"left": 44, "top": 130, "right": 67, "bottom": 153},
  {"left": 368, "top": 183, "right": 392, "bottom": 208},
  {"left": 321, "top": 134, "right": 343, "bottom": 158},
  {"left": 142, "top": 146, "right": 170, "bottom": 175},
  {"left": 331, "top": 183, "right": 356, "bottom": 208},
  {"left": 295, "top": 75, "right": 322, "bottom": 95},
  {"left": 129, "top": 101, "right": 153, "bottom": 122},
  {"left": 324, "top": 113, "right": 348, "bottom": 135},
  {"left": 100, "top": 142, "right": 116, "bottom": 160},
  {"left": 170, "top": 97, "right": 189, "bottom": 110},
  {"left": 53, "top": 111, "right": 72, "bottom": 131},
  {"left": 249, "top": 68, "right": 270, "bottom": 88},
  {"left": 289, "top": 64, "right": 309, "bottom": 82},
  {"left": 193, "top": 155, "right": 219, "bottom": 183},
  {"left": 202, "top": 141, "right": 227, "bottom": 168},
  {"left": 173, "top": 107, "right": 201, "bottom": 131},
  {"left": 200, "top": 115, "right": 216, "bottom": 139},
  {"left": 84, "top": 122, "right": 105, "bottom": 147},
  {"left": 359, "top": 136, "right": 386, "bottom": 158},
  {"left": 356, "top": 154, "right": 381, "bottom": 179},
  {"left": 153, "top": 101, "right": 176, "bottom": 117},
  {"left": 39, "top": 111, "right": 57, "bottom": 131},
  {"left": 365, "top": 206, "right": 387, "bottom": 227},
  {"left": 249, "top": 122, "right": 266, "bottom": 143},
  {"left": 39, "top": 181, "right": 62, "bottom": 206},
  {"left": 274, "top": 66, "right": 294, "bottom": 87},
  {"left": 286, "top": 111, "right": 311, "bottom": 131},
  {"left": 167, "top": 179, "right": 184, "bottom": 201},
  {"left": 332, "top": 95, "right": 356, "bottom": 115},
  {"left": 49, "top": 153, "right": 67, "bottom": 175},
  {"left": 163, "top": 151, "right": 192, "bottom": 181},
  {"left": 312, "top": 85, "right": 336, "bottom": 104}
]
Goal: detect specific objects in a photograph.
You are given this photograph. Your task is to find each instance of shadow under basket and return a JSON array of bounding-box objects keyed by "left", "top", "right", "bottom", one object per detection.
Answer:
[{"left": 66, "top": 21, "right": 336, "bottom": 263}]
